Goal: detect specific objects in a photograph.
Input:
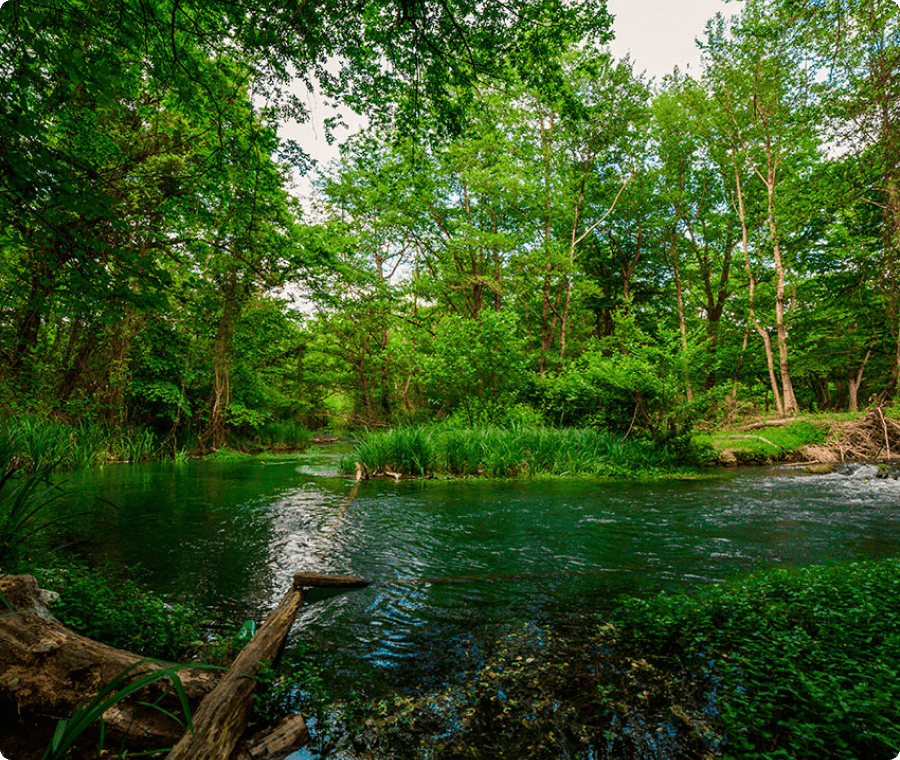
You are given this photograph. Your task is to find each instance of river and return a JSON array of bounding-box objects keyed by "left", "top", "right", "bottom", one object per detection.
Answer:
[{"left": 53, "top": 448, "right": 900, "bottom": 753}]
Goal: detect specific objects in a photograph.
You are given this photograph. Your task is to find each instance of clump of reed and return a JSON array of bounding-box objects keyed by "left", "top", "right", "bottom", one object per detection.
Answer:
[
  {"left": 343, "top": 425, "right": 686, "bottom": 479},
  {"left": 344, "top": 426, "right": 436, "bottom": 476},
  {"left": 253, "top": 420, "right": 313, "bottom": 450},
  {"left": 0, "top": 415, "right": 159, "bottom": 471}
]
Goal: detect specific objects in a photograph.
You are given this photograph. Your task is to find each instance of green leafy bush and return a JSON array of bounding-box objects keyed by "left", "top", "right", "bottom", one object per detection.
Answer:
[
  {"left": 422, "top": 312, "right": 531, "bottom": 422},
  {"left": 37, "top": 561, "right": 203, "bottom": 661},
  {"left": 617, "top": 560, "right": 900, "bottom": 759}
]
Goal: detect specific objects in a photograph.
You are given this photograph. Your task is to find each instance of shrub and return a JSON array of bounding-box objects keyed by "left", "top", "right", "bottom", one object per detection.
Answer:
[
  {"left": 36, "top": 561, "right": 203, "bottom": 661},
  {"left": 617, "top": 560, "right": 900, "bottom": 759}
]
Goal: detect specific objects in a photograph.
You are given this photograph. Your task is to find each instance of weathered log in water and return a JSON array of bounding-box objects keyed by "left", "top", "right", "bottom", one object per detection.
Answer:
[
  {"left": 166, "top": 572, "right": 369, "bottom": 760},
  {"left": 0, "top": 574, "right": 219, "bottom": 759}
]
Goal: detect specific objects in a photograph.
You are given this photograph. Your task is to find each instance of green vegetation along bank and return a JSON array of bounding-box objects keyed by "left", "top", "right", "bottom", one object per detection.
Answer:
[
  {"left": 302, "top": 559, "right": 900, "bottom": 760},
  {"left": 341, "top": 424, "right": 708, "bottom": 479}
]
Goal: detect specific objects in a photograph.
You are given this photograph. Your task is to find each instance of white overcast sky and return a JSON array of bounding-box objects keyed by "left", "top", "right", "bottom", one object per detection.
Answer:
[
  {"left": 281, "top": 0, "right": 738, "bottom": 189},
  {"left": 605, "top": 0, "right": 735, "bottom": 80}
]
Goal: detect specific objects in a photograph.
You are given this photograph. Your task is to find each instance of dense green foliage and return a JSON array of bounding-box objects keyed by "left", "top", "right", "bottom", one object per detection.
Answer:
[
  {"left": 618, "top": 559, "right": 900, "bottom": 759},
  {"left": 0, "top": 0, "right": 897, "bottom": 446},
  {"left": 35, "top": 561, "right": 203, "bottom": 661}
]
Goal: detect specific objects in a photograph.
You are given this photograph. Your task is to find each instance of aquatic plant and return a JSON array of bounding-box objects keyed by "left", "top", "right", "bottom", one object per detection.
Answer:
[
  {"left": 351, "top": 427, "right": 436, "bottom": 476},
  {"left": 254, "top": 420, "right": 313, "bottom": 449},
  {"left": 70, "top": 422, "right": 109, "bottom": 468},
  {"left": 297, "top": 559, "right": 900, "bottom": 760},
  {"left": 4, "top": 414, "right": 70, "bottom": 471},
  {"left": 345, "top": 425, "right": 689, "bottom": 479},
  {"left": 42, "top": 659, "right": 198, "bottom": 760},
  {"left": 0, "top": 465, "right": 64, "bottom": 572},
  {"left": 617, "top": 559, "right": 900, "bottom": 759},
  {"left": 112, "top": 427, "right": 159, "bottom": 462}
]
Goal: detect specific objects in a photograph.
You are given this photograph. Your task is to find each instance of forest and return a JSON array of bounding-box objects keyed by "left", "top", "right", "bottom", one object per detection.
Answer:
[
  {"left": 3, "top": 2, "right": 900, "bottom": 758},
  {"left": 1, "top": 0, "right": 898, "bottom": 452}
]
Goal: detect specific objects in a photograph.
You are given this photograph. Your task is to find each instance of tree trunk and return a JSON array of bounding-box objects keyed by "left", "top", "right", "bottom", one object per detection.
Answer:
[
  {"left": 207, "top": 272, "right": 242, "bottom": 449},
  {"left": 848, "top": 349, "right": 872, "bottom": 413},
  {"left": 765, "top": 167, "right": 798, "bottom": 415},
  {"left": 668, "top": 236, "right": 693, "bottom": 401},
  {"left": 0, "top": 574, "right": 219, "bottom": 760},
  {"left": 732, "top": 152, "right": 784, "bottom": 416}
]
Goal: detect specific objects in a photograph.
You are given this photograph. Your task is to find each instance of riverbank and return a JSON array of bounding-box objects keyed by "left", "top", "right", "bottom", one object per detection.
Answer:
[
  {"left": 12, "top": 555, "right": 900, "bottom": 759},
  {"left": 337, "top": 409, "right": 900, "bottom": 481},
  {"left": 699, "top": 407, "right": 900, "bottom": 467}
]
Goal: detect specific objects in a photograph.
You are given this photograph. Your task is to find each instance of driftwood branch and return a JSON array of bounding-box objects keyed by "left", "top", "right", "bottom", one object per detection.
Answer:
[
  {"left": 723, "top": 434, "right": 779, "bottom": 448},
  {"left": 167, "top": 573, "right": 368, "bottom": 760}
]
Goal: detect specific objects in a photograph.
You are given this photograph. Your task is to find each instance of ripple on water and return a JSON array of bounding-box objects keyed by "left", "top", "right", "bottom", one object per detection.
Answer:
[{"left": 51, "top": 456, "right": 900, "bottom": 701}]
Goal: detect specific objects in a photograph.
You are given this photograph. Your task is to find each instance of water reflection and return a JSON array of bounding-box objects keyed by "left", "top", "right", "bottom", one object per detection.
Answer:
[{"left": 54, "top": 456, "right": 900, "bottom": 682}]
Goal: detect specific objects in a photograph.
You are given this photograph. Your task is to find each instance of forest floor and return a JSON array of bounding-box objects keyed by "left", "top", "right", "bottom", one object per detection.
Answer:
[{"left": 699, "top": 407, "right": 900, "bottom": 468}]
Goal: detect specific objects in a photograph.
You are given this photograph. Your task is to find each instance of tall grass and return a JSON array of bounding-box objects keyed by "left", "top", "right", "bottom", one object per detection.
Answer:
[
  {"left": 343, "top": 425, "right": 689, "bottom": 479},
  {"left": 350, "top": 427, "right": 436, "bottom": 476},
  {"left": 253, "top": 420, "right": 313, "bottom": 450},
  {"left": 0, "top": 415, "right": 160, "bottom": 470},
  {"left": 0, "top": 465, "right": 65, "bottom": 571}
]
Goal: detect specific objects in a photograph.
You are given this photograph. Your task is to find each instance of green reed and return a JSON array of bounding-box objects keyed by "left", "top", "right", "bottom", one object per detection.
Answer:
[
  {"left": 254, "top": 420, "right": 313, "bottom": 449},
  {"left": 344, "top": 425, "right": 687, "bottom": 478}
]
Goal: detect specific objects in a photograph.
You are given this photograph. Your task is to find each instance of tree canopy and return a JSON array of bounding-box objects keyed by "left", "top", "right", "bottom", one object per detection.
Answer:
[{"left": 1, "top": 0, "right": 899, "bottom": 445}]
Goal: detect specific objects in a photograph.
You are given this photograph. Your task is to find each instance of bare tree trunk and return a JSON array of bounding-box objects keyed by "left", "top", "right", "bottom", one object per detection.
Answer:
[
  {"left": 207, "top": 273, "right": 241, "bottom": 449},
  {"left": 669, "top": 237, "right": 693, "bottom": 401},
  {"left": 538, "top": 103, "right": 556, "bottom": 376},
  {"left": 848, "top": 349, "right": 872, "bottom": 412},
  {"left": 732, "top": 152, "right": 784, "bottom": 416},
  {"left": 765, "top": 165, "right": 798, "bottom": 414}
]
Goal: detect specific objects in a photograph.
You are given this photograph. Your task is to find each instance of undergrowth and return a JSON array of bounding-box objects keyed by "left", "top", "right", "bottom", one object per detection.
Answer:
[
  {"left": 616, "top": 559, "right": 900, "bottom": 759},
  {"left": 696, "top": 419, "right": 828, "bottom": 462},
  {"left": 302, "top": 559, "right": 900, "bottom": 759},
  {"left": 33, "top": 560, "right": 204, "bottom": 662}
]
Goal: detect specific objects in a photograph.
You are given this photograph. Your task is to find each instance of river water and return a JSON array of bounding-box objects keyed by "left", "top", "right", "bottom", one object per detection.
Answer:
[{"left": 54, "top": 449, "right": 900, "bottom": 745}]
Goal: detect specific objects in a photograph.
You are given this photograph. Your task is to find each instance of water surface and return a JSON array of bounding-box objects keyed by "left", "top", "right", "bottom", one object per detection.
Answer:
[{"left": 55, "top": 454, "right": 900, "bottom": 697}]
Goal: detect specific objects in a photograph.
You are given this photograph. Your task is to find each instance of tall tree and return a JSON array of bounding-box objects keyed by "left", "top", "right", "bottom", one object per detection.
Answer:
[{"left": 702, "top": 0, "right": 823, "bottom": 415}]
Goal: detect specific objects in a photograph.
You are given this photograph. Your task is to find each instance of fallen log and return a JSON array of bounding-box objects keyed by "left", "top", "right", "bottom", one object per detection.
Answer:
[
  {"left": 234, "top": 714, "right": 311, "bottom": 760},
  {"left": 167, "top": 572, "right": 369, "bottom": 760},
  {"left": 735, "top": 417, "right": 812, "bottom": 431},
  {"left": 0, "top": 574, "right": 220, "bottom": 759}
]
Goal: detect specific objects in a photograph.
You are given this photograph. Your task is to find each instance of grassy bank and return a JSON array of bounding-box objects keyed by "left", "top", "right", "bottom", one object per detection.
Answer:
[
  {"left": 341, "top": 425, "right": 707, "bottom": 479},
  {"left": 0, "top": 414, "right": 314, "bottom": 472},
  {"left": 696, "top": 418, "right": 830, "bottom": 464},
  {"left": 321, "top": 558, "right": 900, "bottom": 759}
]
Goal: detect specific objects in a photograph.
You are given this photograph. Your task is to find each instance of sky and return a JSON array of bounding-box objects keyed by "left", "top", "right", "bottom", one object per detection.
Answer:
[
  {"left": 605, "top": 0, "right": 734, "bottom": 81},
  {"left": 281, "top": 0, "right": 738, "bottom": 188}
]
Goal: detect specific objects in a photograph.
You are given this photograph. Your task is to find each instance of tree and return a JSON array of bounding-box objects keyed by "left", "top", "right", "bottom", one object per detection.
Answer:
[{"left": 701, "top": 0, "right": 823, "bottom": 415}]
